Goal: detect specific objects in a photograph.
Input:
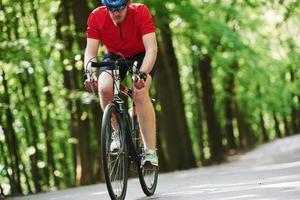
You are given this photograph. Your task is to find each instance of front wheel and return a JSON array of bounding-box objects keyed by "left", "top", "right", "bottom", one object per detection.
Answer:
[{"left": 101, "top": 103, "right": 128, "bottom": 200}]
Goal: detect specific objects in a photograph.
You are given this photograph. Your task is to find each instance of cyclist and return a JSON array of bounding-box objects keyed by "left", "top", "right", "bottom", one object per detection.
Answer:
[{"left": 84, "top": 0, "right": 158, "bottom": 169}]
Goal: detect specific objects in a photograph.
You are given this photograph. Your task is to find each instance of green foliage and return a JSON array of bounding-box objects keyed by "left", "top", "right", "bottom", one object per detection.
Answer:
[{"left": 166, "top": 0, "right": 300, "bottom": 151}]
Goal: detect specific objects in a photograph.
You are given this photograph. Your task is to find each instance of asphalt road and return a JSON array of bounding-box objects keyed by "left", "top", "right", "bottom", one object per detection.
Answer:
[{"left": 10, "top": 134, "right": 300, "bottom": 200}]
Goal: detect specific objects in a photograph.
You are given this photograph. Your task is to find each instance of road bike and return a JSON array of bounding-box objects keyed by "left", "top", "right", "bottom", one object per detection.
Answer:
[{"left": 86, "top": 58, "right": 158, "bottom": 200}]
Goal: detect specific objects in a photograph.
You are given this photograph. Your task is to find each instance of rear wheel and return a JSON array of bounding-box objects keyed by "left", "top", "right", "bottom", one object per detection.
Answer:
[
  {"left": 136, "top": 133, "right": 158, "bottom": 196},
  {"left": 101, "top": 103, "right": 128, "bottom": 200}
]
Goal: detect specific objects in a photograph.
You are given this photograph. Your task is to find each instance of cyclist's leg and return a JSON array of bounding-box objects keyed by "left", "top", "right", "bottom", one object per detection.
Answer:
[
  {"left": 98, "top": 71, "right": 121, "bottom": 149},
  {"left": 98, "top": 53, "right": 115, "bottom": 110},
  {"left": 98, "top": 53, "right": 129, "bottom": 152},
  {"left": 98, "top": 53, "right": 128, "bottom": 110},
  {"left": 98, "top": 71, "right": 113, "bottom": 110},
  {"left": 130, "top": 53, "right": 158, "bottom": 167},
  {"left": 133, "top": 76, "right": 156, "bottom": 150},
  {"left": 134, "top": 76, "right": 158, "bottom": 168}
]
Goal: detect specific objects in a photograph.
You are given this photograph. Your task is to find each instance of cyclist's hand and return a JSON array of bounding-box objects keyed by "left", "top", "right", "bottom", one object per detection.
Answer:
[
  {"left": 134, "top": 71, "right": 147, "bottom": 90},
  {"left": 134, "top": 79, "right": 145, "bottom": 90},
  {"left": 84, "top": 79, "right": 98, "bottom": 93}
]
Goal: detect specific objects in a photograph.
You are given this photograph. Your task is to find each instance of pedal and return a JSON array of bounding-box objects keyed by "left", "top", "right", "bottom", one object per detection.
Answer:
[{"left": 141, "top": 161, "right": 158, "bottom": 171}]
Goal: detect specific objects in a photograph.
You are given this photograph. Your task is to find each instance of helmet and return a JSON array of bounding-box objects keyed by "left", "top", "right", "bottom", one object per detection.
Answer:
[{"left": 102, "top": 0, "right": 128, "bottom": 7}]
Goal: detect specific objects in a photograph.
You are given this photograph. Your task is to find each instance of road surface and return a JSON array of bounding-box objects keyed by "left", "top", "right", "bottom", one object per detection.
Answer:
[{"left": 10, "top": 134, "right": 300, "bottom": 200}]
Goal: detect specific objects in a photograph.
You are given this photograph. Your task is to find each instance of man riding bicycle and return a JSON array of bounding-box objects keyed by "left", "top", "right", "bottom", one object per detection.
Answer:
[{"left": 84, "top": 0, "right": 158, "bottom": 169}]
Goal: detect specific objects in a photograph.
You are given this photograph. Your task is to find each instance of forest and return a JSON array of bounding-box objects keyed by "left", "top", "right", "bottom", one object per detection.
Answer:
[{"left": 0, "top": 0, "right": 300, "bottom": 197}]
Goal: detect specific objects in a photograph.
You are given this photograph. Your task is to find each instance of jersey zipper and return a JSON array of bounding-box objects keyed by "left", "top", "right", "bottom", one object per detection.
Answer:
[{"left": 118, "top": 25, "right": 124, "bottom": 41}]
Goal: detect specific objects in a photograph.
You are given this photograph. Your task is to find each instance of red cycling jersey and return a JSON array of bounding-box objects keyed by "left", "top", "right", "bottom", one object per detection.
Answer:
[{"left": 87, "top": 3, "right": 155, "bottom": 58}]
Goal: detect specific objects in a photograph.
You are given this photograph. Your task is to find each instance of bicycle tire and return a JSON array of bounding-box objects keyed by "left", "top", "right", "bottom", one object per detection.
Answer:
[{"left": 101, "top": 103, "right": 128, "bottom": 200}]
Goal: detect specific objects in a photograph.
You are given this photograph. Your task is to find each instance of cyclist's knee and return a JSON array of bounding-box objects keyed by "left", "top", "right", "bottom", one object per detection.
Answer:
[
  {"left": 98, "top": 74, "right": 113, "bottom": 99},
  {"left": 98, "top": 84, "right": 113, "bottom": 100}
]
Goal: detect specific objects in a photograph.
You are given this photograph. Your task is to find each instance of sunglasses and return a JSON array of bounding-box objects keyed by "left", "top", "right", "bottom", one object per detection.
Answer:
[{"left": 107, "top": 4, "right": 126, "bottom": 12}]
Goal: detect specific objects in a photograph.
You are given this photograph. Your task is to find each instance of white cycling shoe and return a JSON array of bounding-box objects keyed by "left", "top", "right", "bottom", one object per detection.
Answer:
[
  {"left": 110, "top": 130, "right": 121, "bottom": 152},
  {"left": 141, "top": 149, "right": 158, "bottom": 170}
]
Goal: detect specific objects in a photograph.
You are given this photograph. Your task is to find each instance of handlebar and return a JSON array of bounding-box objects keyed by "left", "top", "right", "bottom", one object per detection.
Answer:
[
  {"left": 88, "top": 59, "right": 146, "bottom": 82},
  {"left": 90, "top": 60, "right": 136, "bottom": 69},
  {"left": 85, "top": 58, "right": 146, "bottom": 83},
  {"left": 84, "top": 59, "right": 149, "bottom": 98},
  {"left": 85, "top": 59, "right": 136, "bottom": 78}
]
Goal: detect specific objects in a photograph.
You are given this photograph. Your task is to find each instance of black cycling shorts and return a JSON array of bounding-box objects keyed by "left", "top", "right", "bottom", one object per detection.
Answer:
[{"left": 100, "top": 52, "right": 157, "bottom": 81}]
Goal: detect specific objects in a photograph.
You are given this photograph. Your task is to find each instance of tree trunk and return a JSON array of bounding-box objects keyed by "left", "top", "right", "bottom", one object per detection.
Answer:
[
  {"left": 1, "top": 70, "right": 22, "bottom": 195},
  {"left": 273, "top": 112, "right": 282, "bottom": 138},
  {"left": 291, "top": 108, "right": 298, "bottom": 134},
  {"left": 0, "top": 132, "right": 16, "bottom": 197},
  {"left": 43, "top": 73, "right": 60, "bottom": 188},
  {"left": 28, "top": 0, "right": 61, "bottom": 188},
  {"left": 154, "top": 109, "right": 169, "bottom": 172},
  {"left": 191, "top": 54, "right": 205, "bottom": 163},
  {"left": 18, "top": 74, "right": 43, "bottom": 193},
  {"left": 56, "top": 0, "right": 77, "bottom": 185},
  {"left": 224, "top": 96, "right": 236, "bottom": 150},
  {"left": 192, "top": 85, "right": 205, "bottom": 164},
  {"left": 289, "top": 69, "right": 299, "bottom": 134},
  {"left": 53, "top": 119, "right": 73, "bottom": 187},
  {"left": 20, "top": 162, "right": 33, "bottom": 194},
  {"left": 70, "top": 0, "right": 101, "bottom": 184},
  {"left": 32, "top": 0, "right": 60, "bottom": 187},
  {"left": 234, "top": 103, "right": 255, "bottom": 149},
  {"left": 223, "top": 61, "right": 238, "bottom": 150},
  {"left": 283, "top": 116, "right": 291, "bottom": 136},
  {"left": 61, "top": 142, "right": 74, "bottom": 186},
  {"left": 0, "top": 136, "right": 13, "bottom": 198},
  {"left": 198, "top": 54, "right": 225, "bottom": 163},
  {"left": 17, "top": 1, "right": 54, "bottom": 189},
  {"left": 75, "top": 101, "right": 93, "bottom": 185},
  {"left": 29, "top": 0, "right": 41, "bottom": 38},
  {"left": 260, "top": 113, "right": 269, "bottom": 142},
  {"left": 0, "top": 1, "right": 11, "bottom": 41},
  {"left": 1, "top": 3, "right": 23, "bottom": 195},
  {"left": 70, "top": 0, "right": 91, "bottom": 49},
  {"left": 154, "top": 8, "right": 196, "bottom": 170},
  {"left": 297, "top": 96, "right": 300, "bottom": 133},
  {"left": 236, "top": 116, "right": 245, "bottom": 149},
  {"left": 0, "top": 183, "right": 4, "bottom": 198}
]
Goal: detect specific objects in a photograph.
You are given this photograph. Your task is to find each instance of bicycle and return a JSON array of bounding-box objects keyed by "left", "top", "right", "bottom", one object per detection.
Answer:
[{"left": 85, "top": 58, "right": 158, "bottom": 200}]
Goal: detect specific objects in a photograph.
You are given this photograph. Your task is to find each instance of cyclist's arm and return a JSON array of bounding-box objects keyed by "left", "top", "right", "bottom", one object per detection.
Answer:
[
  {"left": 140, "top": 32, "right": 157, "bottom": 75},
  {"left": 84, "top": 38, "right": 100, "bottom": 78}
]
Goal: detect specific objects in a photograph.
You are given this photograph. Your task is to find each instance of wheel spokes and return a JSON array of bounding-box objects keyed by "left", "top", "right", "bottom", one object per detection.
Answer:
[
  {"left": 143, "top": 169, "right": 156, "bottom": 189},
  {"left": 107, "top": 128, "right": 126, "bottom": 197}
]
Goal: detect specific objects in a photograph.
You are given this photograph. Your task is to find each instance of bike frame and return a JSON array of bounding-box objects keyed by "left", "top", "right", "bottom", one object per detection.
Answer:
[{"left": 110, "top": 62, "right": 141, "bottom": 163}]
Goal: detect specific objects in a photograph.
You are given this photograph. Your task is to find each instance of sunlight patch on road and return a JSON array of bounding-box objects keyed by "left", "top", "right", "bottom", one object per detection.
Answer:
[
  {"left": 190, "top": 183, "right": 255, "bottom": 189},
  {"left": 263, "top": 174, "right": 300, "bottom": 182},
  {"left": 160, "top": 191, "right": 259, "bottom": 200},
  {"left": 221, "top": 194, "right": 258, "bottom": 199},
  {"left": 260, "top": 181, "right": 300, "bottom": 189},
  {"left": 251, "top": 161, "right": 300, "bottom": 171},
  {"left": 89, "top": 191, "right": 106, "bottom": 196},
  {"left": 187, "top": 177, "right": 300, "bottom": 195},
  {"left": 50, "top": 195, "right": 72, "bottom": 200},
  {"left": 189, "top": 183, "right": 258, "bottom": 194},
  {"left": 161, "top": 190, "right": 205, "bottom": 197}
]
